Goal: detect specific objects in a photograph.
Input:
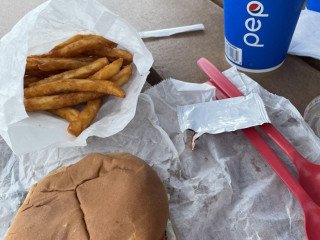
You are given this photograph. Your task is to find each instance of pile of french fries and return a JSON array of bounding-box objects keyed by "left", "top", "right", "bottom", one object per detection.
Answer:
[{"left": 23, "top": 34, "right": 133, "bottom": 136}]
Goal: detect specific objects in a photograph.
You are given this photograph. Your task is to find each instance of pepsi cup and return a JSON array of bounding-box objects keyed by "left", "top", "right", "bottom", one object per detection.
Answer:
[
  {"left": 307, "top": 0, "right": 320, "bottom": 12},
  {"left": 224, "top": 0, "right": 305, "bottom": 72}
]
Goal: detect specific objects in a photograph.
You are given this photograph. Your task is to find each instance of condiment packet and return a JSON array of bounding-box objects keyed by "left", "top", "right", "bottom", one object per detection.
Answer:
[
  {"left": 177, "top": 93, "right": 271, "bottom": 149},
  {"left": 0, "top": 0, "right": 153, "bottom": 155}
]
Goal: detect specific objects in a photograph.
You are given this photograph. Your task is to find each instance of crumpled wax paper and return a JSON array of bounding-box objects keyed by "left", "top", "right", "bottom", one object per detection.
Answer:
[
  {"left": 0, "top": 0, "right": 153, "bottom": 155},
  {"left": 1, "top": 67, "right": 320, "bottom": 240},
  {"left": 289, "top": 9, "right": 320, "bottom": 59}
]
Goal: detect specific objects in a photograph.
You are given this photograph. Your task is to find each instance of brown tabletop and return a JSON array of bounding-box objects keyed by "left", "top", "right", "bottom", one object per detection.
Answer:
[
  {"left": 104, "top": 0, "right": 320, "bottom": 115},
  {"left": 1, "top": 0, "right": 320, "bottom": 114}
]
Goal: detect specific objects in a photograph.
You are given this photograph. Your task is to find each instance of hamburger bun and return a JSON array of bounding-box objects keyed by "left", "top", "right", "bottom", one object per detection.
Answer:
[{"left": 5, "top": 153, "right": 168, "bottom": 240}]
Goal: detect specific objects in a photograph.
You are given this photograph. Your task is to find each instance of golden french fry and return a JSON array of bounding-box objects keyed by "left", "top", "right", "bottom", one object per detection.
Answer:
[
  {"left": 86, "top": 35, "right": 117, "bottom": 49},
  {"left": 109, "top": 64, "right": 133, "bottom": 87},
  {"left": 26, "top": 57, "right": 49, "bottom": 69},
  {"left": 67, "top": 98, "right": 102, "bottom": 136},
  {"left": 26, "top": 56, "right": 99, "bottom": 72},
  {"left": 29, "top": 58, "right": 108, "bottom": 86},
  {"left": 24, "top": 79, "right": 125, "bottom": 98},
  {"left": 51, "top": 34, "right": 117, "bottom": 51},
  {"left": 38, "top": 59, "right": 91, "bottom": 71},
  {"left": 48, "top": 108, "right": 80, "bottom": 122},
  {"left": 50, "top": 35, "right": 86, "bottom": 51},
  {"left": 24, "top": 92, "right": 102, "bottom": 112},
  {"left": 25, "top": 58, "right": 40, "bottom": 72},
  {"left": 48, "top": 38, "right": 105, "bottom": 57},
  {"left": 26, "top": 57, "right": 64, "bottom": 71},
  {"left": 89, "top": 58, "right": 123, "bottom": 80},
  {"left": 85, "top": 47, "right": 133, "bottom": 65},
  {"left": 27, "top": 56, "right": 98, "bottom": 63}
]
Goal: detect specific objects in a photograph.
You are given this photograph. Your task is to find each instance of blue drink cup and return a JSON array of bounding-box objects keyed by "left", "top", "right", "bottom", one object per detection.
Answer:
[
  {"left": 307, "top": 0, "right": 320, "bottom": 12},
  {"left": 224, "top": 0, "right": 305, "bottom": 72}
]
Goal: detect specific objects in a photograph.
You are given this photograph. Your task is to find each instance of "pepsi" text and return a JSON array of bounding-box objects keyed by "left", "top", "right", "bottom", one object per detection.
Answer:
[{"left": 244, "top": 1, "right": 269, "bottom": 47}]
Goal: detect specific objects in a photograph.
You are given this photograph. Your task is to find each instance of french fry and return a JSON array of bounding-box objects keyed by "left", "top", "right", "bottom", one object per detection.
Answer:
[
  {"left": 26, "top": 56, "right": 99, "bottom": 72},
  {"left": 48, "top": 108, "right": 80, "bottom": 122},
  {"left": 24, "top": 92, "right": 102, "bottom": 112},
  {"left": 67, "top": 98, "right": 102, "bottom": 136},
  {"left": 86, "top": 35, "right": 117, "bottom": 49},
  {"left": 109, "top": 64, "right": 133, "bottom": 87},
  {"left": 85, "top": 47, "right": 133, "bottom": 65},
  {"left": 27, "top": 56, "right": 98, "bottom": 63},
  {"left": 25, "top": 58, "right": 40, "bottom": 72},
  {"left": 29, "top": 58, "right": 108, "bottom": 86},
  {"left": 38, "top": 59, "right": 91, "bottom": 71},
  {"left": 89, "top": 58, "right": 123, "bottom": 80},
  {"left": 50, "top": 35, "right": 86, "bottom": 51},
  {"left": 48, "top": 38, "right": 106, "bottom": 57},
  {"left": 24, "top": 79, "right": 125, "bottom": 98},
  {"left": 50, "top": 34, "right": 117, "bottom": 51},
  {"left": 26, "top": 57, "right": 49, "bottom": 71}
]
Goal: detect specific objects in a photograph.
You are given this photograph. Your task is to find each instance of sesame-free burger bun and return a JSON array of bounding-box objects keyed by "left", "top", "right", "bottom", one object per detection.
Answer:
[{"left": 5, "top": 153, "right": 168, "bottom": 240}]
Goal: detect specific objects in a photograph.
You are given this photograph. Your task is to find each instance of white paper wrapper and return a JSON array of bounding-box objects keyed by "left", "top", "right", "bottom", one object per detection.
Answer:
[
  {"left": 0, "top": 0, "right": 153, "bottom": 155},
  {"left": 1, "top": 68, "right": 319, "bottom": 240},
  {"left": 289, "top": 9, "right": 320, "bottom": 59},
  {"left": 145, "top": 74, "right": 316, "bottom": 240},
  {"left": 139, "top": 24, "right": 205, "bottom": 38},
  {"left": 177, "top": 93, "right": 271, "bottom": 150}
]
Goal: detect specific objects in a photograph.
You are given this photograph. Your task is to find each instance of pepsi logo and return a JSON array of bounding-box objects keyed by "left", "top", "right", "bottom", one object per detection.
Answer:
[
  {"left": 246, "top": 1, "right": 268, "bottom": 17},
  {"left": 248, "top": 3, "right": 261, "bottom": 14}
]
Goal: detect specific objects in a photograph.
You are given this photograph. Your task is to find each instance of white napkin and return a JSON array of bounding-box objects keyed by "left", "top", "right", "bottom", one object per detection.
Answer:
[{"left": 289, "top": 9, "right": 320, "bottom": 59}]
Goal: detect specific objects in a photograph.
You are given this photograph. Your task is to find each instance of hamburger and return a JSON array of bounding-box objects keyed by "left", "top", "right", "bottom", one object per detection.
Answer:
[{"left": 5, "top": 153, "right": 168, "bottom": 240}]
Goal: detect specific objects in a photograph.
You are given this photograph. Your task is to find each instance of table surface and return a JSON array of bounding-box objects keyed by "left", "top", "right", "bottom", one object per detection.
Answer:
[{"left": 1, "top": 0, "right": 320, "bottom": 114}]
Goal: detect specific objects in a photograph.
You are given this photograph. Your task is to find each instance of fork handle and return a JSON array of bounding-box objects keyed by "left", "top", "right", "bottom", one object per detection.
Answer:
[{"left": 259, "top": 123, "right": 307, "bottom": 169}]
